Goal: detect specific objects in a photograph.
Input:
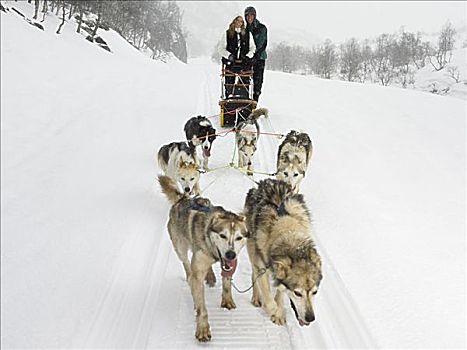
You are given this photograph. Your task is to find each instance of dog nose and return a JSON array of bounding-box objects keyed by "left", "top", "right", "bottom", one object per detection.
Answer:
[
  {"left": 247, "top": 161, "right": 252, "bottom": 166},
  {"left": 184, "top": 187, "right": 190, "bottom": 193},
  {"left": 225, "top": 250, "right": 236, "bottom": 260},
  {"left": 305, "top": 312, "right": 315, "bottom": 323}
]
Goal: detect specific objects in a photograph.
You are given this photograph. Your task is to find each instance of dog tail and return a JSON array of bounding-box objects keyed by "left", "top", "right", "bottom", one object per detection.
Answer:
[
  {"left": 158, "top": 175, "right": 183, "bottom": 204},
  {"left": 249, "top": 107, "right": 269, "bottom": 120}
]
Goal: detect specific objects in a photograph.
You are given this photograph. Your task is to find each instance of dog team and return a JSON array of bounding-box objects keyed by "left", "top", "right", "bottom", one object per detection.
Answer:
[{"left": 157, "top": 110, "right": 321, "bottom": 342}]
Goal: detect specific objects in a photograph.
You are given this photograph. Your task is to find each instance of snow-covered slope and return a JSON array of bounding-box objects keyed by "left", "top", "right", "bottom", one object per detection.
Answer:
[{"left": 1, "top": 2, "right": 465, "bottom": 349}]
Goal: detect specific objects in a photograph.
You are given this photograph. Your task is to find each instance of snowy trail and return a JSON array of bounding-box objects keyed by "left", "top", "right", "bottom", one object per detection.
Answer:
[{"left": 140, "top": 62, "right": 378, "bottom": 349}]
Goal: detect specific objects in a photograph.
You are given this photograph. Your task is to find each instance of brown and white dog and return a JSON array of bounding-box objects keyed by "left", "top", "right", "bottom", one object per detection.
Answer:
[
  {"left": 235, "top": 108, "right": 268, "bottom": 175},
  {"left": 158, "top": 175, "right": 250, "bottom": 342},
  {"left": 244, "top": 178, "right": 322, "bottom": 326}
]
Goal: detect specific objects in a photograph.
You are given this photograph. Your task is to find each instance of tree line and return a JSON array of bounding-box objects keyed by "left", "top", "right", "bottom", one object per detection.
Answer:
[
  {"left": 268, "top": 21, "right": 458, "bottom": 87},
  {"left": 26, "top": 0, "right": 187, "bottom": 62}
]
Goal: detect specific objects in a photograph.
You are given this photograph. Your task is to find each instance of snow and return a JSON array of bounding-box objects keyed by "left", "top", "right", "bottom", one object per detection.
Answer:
[{"left": 1, "top": 2, "right": 465, "bottom": 349}]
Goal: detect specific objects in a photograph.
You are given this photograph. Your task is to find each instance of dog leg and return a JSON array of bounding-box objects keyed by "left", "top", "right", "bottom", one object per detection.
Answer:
[
  {"left": 205, "top": 266, "right": 216, "bottom": 287},
  {"left": 221, "top": 277, "right": 236, "bottom": 309},
  {"left": 171, "top": 236, "right": 191, "bottom": 283},
  {"left": 271, "top": 289, "right": 287, "bottom": 325},
  {"left": 202, "top": 155, "right": 209, "bottom": 171},
  {"left": 190, "top": 251, "right": 214, "bottom": 342},
  {"left": 247, "top": 240, "right": 262, "bottom": 307},
  {"left": 238, "top": 153, "right": 244, "bottom": 168},
  {"left": 256, "top": 272, "right": 280, "bottom": 324},
  {"left": 247, "top": 163, "right": 253, "bottom": 176}
]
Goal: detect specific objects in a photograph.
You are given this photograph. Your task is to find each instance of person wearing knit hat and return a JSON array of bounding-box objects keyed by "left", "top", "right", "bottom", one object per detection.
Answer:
[{"left": 244, "top": 6, "right": 267, "bottom": 102}]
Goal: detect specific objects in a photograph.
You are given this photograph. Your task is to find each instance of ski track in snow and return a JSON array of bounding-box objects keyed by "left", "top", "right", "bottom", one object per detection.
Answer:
[{"left": 82, "top": 61, "right": 378, "bottom": 349}]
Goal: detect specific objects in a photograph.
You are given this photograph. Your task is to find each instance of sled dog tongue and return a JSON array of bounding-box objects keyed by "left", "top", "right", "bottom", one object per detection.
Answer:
[
  {"left": 221, "top": 258, "right": 237, "bottom": 278},
  {"left": 203, "top": 148, "right": 211, "bottom": 157}
]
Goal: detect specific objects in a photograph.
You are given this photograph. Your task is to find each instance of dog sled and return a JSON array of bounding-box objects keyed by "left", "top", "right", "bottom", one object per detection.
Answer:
[{"left": 219, "top": 62, "right": 257, "bottom": 127}]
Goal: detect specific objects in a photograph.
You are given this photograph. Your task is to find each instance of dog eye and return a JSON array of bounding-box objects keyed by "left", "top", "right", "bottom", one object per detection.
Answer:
[
  {"left": 181, "top": 177, "right": 185, "bottom": 181},
  {"left": 283, "top": 172, "right": 288, "bottom": 177},
  {"left": 235, "top": 236, "right": 243, "bottom": 241},
  {"left": 294, "top": 290, "right": 303, "bottom": 297},
  {"left": 294, "top": 173, "right": 299, "bottom": 177},
  {"left": 219, "top": 233, "right": 227, "bottom": 239},
  {"left": 190, "top": 177, "right": 194, "bottom": 181},
  {"left": 312, "top": 290, "right": 318, "bottom": 295}
]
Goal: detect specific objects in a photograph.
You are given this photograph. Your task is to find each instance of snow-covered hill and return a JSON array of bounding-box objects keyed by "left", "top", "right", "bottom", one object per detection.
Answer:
[{"left": 1, "top": 2, "right": 465, "bottom": 349}]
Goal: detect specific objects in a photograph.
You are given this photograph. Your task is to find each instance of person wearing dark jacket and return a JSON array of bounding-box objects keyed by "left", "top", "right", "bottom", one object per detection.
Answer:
[
  {"left": 244, "top": 6, "right": 267, "bottom": 102},
  {"left": 219, "top": 16, "right": 256, "bottom": 98}
]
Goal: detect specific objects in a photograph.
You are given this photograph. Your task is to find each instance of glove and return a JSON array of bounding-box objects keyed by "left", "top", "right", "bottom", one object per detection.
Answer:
[{"left": 228, "top": 54, "right": 235, "bottom": 62}]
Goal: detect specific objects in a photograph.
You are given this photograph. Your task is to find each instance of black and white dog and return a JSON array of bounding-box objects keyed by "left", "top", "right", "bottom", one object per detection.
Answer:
[
  {"left": 184, "top": 116, "right": 217, "bottom": 170},
  {"left": 157, "top": 141, "right": 201, "bottom": 196},
  {"left": 276, "top": 130, "right": 313, "bottom": 193}
]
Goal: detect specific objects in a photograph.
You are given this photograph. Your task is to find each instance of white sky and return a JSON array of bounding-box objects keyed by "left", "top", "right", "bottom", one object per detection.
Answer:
[{"left": 238, "top": 1, "right": 466, "bottom": 42}]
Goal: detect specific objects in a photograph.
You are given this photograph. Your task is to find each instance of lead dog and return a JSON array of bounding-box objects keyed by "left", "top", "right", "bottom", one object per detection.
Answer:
[
  {"left": 157, "top": 141, "right": 200, "bottom": 196},
  {"left": 244, "top": 178, "right": 322, "bottom": 326},
  {"left": 276, "top": 130, "right": 313, "bottom": 193},
  {"left": 235, "top": 108, "right": 268, "bottom": 175},
  {"left": 184, "top": 115, "right": 217, "bottom": 170},
  {"left": 158, "top": 175, "right": 249, "bottom": 342}
]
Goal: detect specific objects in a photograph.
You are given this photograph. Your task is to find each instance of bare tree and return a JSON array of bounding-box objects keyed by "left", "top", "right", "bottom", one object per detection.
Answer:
[
  {"left": 317, "top": 39, "right": 337, "bottom": 79},
  {"left": 339, "top": 38, "right": 362, "bottom": 82},
  {"left": 56, "top": 0, "right": 66, "bottom": 34},
  {"left": 446, "top": 66, "right": 461, "bottom": 83},
  {"left": 359, "top": 39, "right": 373, "bottom": 83},
  {"left": 41, "top": 0, "right": 48, "bottom": 22},
  {"left": 372, "top": 33, "right": 397, "bottom": 86},
  {"left": 429, "top": 20, "right": 456, "bottom": 71},
  {"left": 33, "top": 0, "right": 39, "bottom": 19}
]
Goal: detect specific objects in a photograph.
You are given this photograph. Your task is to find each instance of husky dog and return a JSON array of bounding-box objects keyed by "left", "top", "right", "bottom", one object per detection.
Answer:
[
  {"left": 235, "top": 108, "right": 268, "bottom": 175},
  {"left": 158, "top": 142, "right": 200, "bottom": 196},
  {"left": 158, "top": 175, "right": 249, "bottom": 342},
  {"left": 244, "top": 178, "right": 322, "bottom": 327},
  {"left": 184, "top": 116, "right": 217, "bottom": 170},
  {"left": 276, "top": 130, "right": 313, "bottom": 193}
]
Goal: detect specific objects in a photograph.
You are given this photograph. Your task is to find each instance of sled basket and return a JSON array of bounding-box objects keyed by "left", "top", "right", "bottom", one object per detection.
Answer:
[{"left": 219, "top": 99, "right": 257, "bottom": 127}]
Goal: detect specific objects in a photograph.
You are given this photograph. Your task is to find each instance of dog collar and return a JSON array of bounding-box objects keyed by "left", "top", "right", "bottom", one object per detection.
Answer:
[{"left": 187, "top": 199, "right": 211, "bottom": 213}]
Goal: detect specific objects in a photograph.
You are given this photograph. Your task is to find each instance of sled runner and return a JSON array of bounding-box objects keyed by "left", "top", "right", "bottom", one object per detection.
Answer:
[{"left": 219, "top": 62, "right": 257, "bottom": 127}]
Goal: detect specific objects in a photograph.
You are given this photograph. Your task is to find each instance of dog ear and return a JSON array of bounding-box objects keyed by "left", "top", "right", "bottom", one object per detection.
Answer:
[
  {"left": 237, "top": 214, "right": 246, "bottom": 222},
  {"left": 273, "top": 257, "right": 292, "bottom": 280}
]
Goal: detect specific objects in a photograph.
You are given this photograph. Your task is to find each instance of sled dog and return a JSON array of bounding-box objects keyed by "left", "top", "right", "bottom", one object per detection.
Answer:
[
  {"left": 235, "top": 108, "right": 268, "bottom": 175},
  {"left": 157, "top": 141, "right": 200, "bottom": 196},
  {"left": 158, "top": 175, "right": 249, "bottom": 342},
  {"left": 244, "top": 178, "right": 322, "bottom": 327},
  {"left": 276, "top": 130, "right": 313, "bottom": 193},
  {"left": 184, "top": 115, "right": 217, "bottom": 170}
]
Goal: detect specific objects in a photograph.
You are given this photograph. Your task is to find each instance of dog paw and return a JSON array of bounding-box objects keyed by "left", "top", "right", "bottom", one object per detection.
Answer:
[
  {"left": 221, "top": 298, "right": 236, "bottom": 310},
  {"left": 195, "top": 323, "right": 211, "bottom": 342},
  {"left": 205, "top": 270, "right": 216, "bottom": 287},
  {"left": 271, "top": 312, "right": 287, "bottom": 326},
  {"left": 251, "top": 296, "right": 262, "bottom": 307}
]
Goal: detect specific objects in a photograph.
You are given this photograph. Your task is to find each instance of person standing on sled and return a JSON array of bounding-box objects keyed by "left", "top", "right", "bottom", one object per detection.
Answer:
[
  {"left": 219, "top": 15, "right": 256, "bottom": 99},
  {"left": 244, "top": 6, "right": 267, "bottom": 102}
]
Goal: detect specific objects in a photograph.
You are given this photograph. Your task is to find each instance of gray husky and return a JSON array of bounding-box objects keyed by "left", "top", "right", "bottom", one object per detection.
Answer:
[
  {"left": 244, "top": 178, "right": 322, "bottom": 326},
  {"left": 276, "top": 130, "right": 313, "bottom": 193},
  {"left": 235, "top": 108, "right": 268, "bottom": 175},
  {"left": 158, "top": 175, "right": 249, "bottom": 342}
]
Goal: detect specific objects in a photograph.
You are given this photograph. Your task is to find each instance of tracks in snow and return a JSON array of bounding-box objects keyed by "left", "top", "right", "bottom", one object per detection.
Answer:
[{"left": 83, "top": 62, "right": 377, "bottom": 349}]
